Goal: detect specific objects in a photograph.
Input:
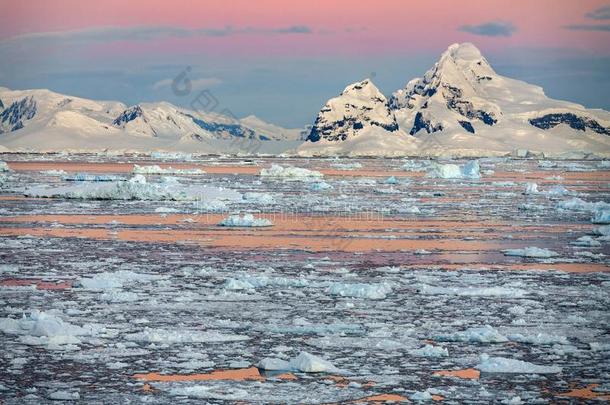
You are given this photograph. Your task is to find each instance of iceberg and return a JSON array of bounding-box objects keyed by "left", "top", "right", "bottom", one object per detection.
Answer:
[
  {"left": 426, "top": 160, "right": 480, "bottom": 179},
  {"left": 435, "top": 325, "right": 509, "bottom": 343},
  {"left": 476, "top": 354, "right": 562, "bottom": 374},
  {"left": 503, "top": 247, "right": 558, "bottom": 258},
  {"left": 218, "top": 214, "right": 273, "bottom": 227},
  {"left": 260, "top": 164, "right": 323, "bottom": 180},
  {"left": 257, "top": 351, "right": 340, "bottom": 373},
  {"left": 25, "top": 175, "right": 241, "bottom": 202},
  {"left": 132, "top": 164, "right": 205, "bottom": 175}
]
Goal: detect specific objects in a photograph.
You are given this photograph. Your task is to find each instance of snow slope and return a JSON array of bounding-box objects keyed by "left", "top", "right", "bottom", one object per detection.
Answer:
[
  {"left": 0, "top": 87, "right": 301, "bottom": 153},
  {"left": 298, "top": 43, "right": 610, "bottom": 157}
]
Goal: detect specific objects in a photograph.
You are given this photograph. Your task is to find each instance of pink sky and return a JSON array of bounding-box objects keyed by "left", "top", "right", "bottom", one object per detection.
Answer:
[{"left": 2, "top": 0, "right": 609, "bottom": 55}]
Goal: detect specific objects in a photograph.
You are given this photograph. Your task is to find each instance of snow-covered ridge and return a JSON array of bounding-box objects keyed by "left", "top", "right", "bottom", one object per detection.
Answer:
[{"left": 0, "top": 87, "right": 302, "bottom": 153}]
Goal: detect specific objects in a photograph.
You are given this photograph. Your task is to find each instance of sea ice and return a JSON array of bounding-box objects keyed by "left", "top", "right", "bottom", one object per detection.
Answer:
[
  {"left": 426, "top": 160, "right": 480, "bottom": 179},
  {"left": 327, "top": 282, "right": 393, "bottom": 300},
  {"left": 132, "top": 164, "right": 205, "bottom": 175},
  {"left": 524, "top": 183, "right": 538, "bottom": 194},
  {"left": 258, "top": 351, "right": 340, "bottom": 373},
  {"left": 124, "top": 328, "right": 249, "bottom": 343},
  {"left": 435, "top": 325, "right": 509, "bottom": 343},
  {"left": 0, "top": 161, "right": 11, "bottom": 172},
  {"left": 409, "top": 344, "right": 449, "bottom": 357},
  {"left": 48, "top": 390, "right": 80, "bottom": 401},
  {"left": 218, "top": 214, "right": 273, "bottom": 227},
  {"left": 25, "top": 175, "right": 241, "bottom": 202},
  {"left": 77, "top": 270, "right": 164, "bottom": 290},
  {"left": 310, "top": 181, "right": 333, "bottom": 191},
  {"left": 503, "top": 247, "right": 559, "bottom": 258},
  {"left": 260, "top": 164, "right": 323, "bottom": 180},
  {"left": 476, "top": 354, "right": 562, "bottom": 374},
  {"left": 418, "top": 284, "right": 528, "bottom": 298}
]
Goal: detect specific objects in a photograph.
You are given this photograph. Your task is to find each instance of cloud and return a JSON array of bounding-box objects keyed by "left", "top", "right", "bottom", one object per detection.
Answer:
[
  {"left": 0, "top": 24, "right": 313, "bottom": 45},
  {"left": 152, "top": 77, "right": 222, "bottom": 91},
  {"left": 586, "top": 5, "right": 610, "bottom": 19},
  {"left": 458, "top": 21, "right": 517, "bottom": 37},
  {"left": 564, "top": 24, "right": 610, "bottom": 32}
]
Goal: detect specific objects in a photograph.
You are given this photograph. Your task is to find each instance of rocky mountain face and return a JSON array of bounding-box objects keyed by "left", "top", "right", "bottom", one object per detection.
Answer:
[{"left": 306, "top": 79, "right": 400, "bottom": 143}]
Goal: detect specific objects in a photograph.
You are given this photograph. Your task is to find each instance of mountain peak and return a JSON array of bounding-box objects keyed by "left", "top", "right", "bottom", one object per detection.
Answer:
[
  {"left": 340, "top": 79, "right": 385, "bottom": 101},
  {"left": 445, "top": 42, "right": 483, "bottom": 61},
  {"left": 306, "top": 78, "right": 398, "bottom": 143}
]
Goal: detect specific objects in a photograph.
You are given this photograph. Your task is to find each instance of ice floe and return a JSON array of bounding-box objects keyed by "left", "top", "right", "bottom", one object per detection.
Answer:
[
  {"left": 409, "top": 344, "right": 449, "bottom": 357},
  {"left": 0, "top": 310, "right": 102, "bottom": 349},
  {"left": 476, "top": 354, "right": 562, "bottom": 374},
  {"left": 258, "top": 351, "right": 340, "bottom": 373},
  {"left": 25, "top": 174, "right": 241, "bottom": 202},
  {"left": 426, "top": 160, "right": 480, "bottom": 179},
  {"left": 260, "top": 164, "right": 323, "bottom": 180},
  {"left": 435, "top": 325, "right": 509, "bottom": 343},
  {"left": 503, "top": 247, "right": 559, "bottom": 258},
  {"left": 218, "top": 214, "right": 273, "bottom": 227},
  {"left": 326, "top": 282, "right": 393, "bottom": 300},
  {"left": 132, "top": 164, "right": 205, "bottom": 175},
  {"left": 124, "top": 328, "right": 250, "bottom": 344}
]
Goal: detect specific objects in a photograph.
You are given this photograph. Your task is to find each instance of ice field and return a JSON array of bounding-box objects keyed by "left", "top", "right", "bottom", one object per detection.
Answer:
[{"left": 0, "top": 155, "right": 609, "bottom": 403}]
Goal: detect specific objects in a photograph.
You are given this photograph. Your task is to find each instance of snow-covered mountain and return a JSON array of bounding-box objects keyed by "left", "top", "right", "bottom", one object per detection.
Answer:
[
  {"left": 298, "top": 79, "right": 419, "bottom": 157},
  {"left": 0, "top": 87, "right": 302, "bottom": 153},
  {"left": 299, "top": 43, "right": 610, "bottom": 157}
]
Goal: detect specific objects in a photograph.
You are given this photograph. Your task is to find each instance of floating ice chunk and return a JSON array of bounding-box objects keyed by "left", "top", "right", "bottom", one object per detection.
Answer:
[
  {"left": 133, "top": 164, "right": 205, "bottom": 175},
  {"left": 63, "top": 173, "right": 124, "bottom": 182},
  {"left": 48, "top": 390, "right": 80, "bottom": 401},
  {"left": 418, "top": 284, "right": 528, "bottom": 298},
  {"left": 384, "top": 176, "right": 398, "bottom": 185},
  {"left": 0, "top": 310, "right": 99, "bottom": 349},
  {"left": 327, "top": 282, "right": 392, "bottom": 300},
  {"left": 77, "top": 270, "right": 164, "bottom": 290},
  {"left": 310, "top": 181, "right": 333, "bottom": 191},
  {"left": 155, "top": 207, "right": 179, "bottom": 213},
  {"left": 545, "top": 185, "right": 570, "bottom": 196},
  {"left": 507, "top": 332, "right": 568, "bottom": 345},
  {"left": 124, "top": 328, "right": 249, "bottom": 343},
  {"left": 257, "top": 357, "right": 292, "bottom": 371},
  {"left": 593, "top": 225, "right": 610, "bottom": 236},
  {"left": 242, "top": 192, "right": 275, "bottom": 204},
  {"left": 592, "top": 209, "right": 610, "bottom": 224},
  {"left": 435, "top": 325, "right": 508, "bottom": 343},
  {"left": 330, "top": 162, "right": 362, "bottom": 170},
  {"left": 524, "top": 183, "right": 538, "bottom": 195},
  {"left": 0, "top": 161, "right": 10, "bottom": 172},
  {"left": 40, "top": 169, "right": 67, "bottom": 176},
  {"left": 503, "top": 247, "right": 558, "bottom": 258},
  {"left": 409, "top": 344, "right": 449, "bottom": 357},
  {"left": 571, "top": 236, "right": 602, "bottom": 247},
  {"left": 26, "top": 176, "right": 241, "bottom": 202},
  {"left": 224, "top": 278, "right": 256, "bottom": 290},
  {"left": 260, "top": 164, "right": 323, "bottom": 180},
  {"left": 557, "top": 198, "right": 610, "bottom": 213},
  {"left": 401, "top": 160, "right": 430, "bottom": 172},
  {"left": 218, "top": 214, "right": 273, "bottom": 227},
  {"left": 426, "top": 160, "right": 480, "bottom": 179},
  {"left": 410, "top": 389, "right": 434, "bottom": 401},
  {"left": 476, "top": 354, "right": 561, "bottom": 374},
  {"left": 151, "top": 151, "right": 192, "bottom": 161},
  {"left": 258, "top": 351, "right": 340, "bottom": 373},
  {"left": 502, "top": 397, "right": 523, "bottom": 405}
]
